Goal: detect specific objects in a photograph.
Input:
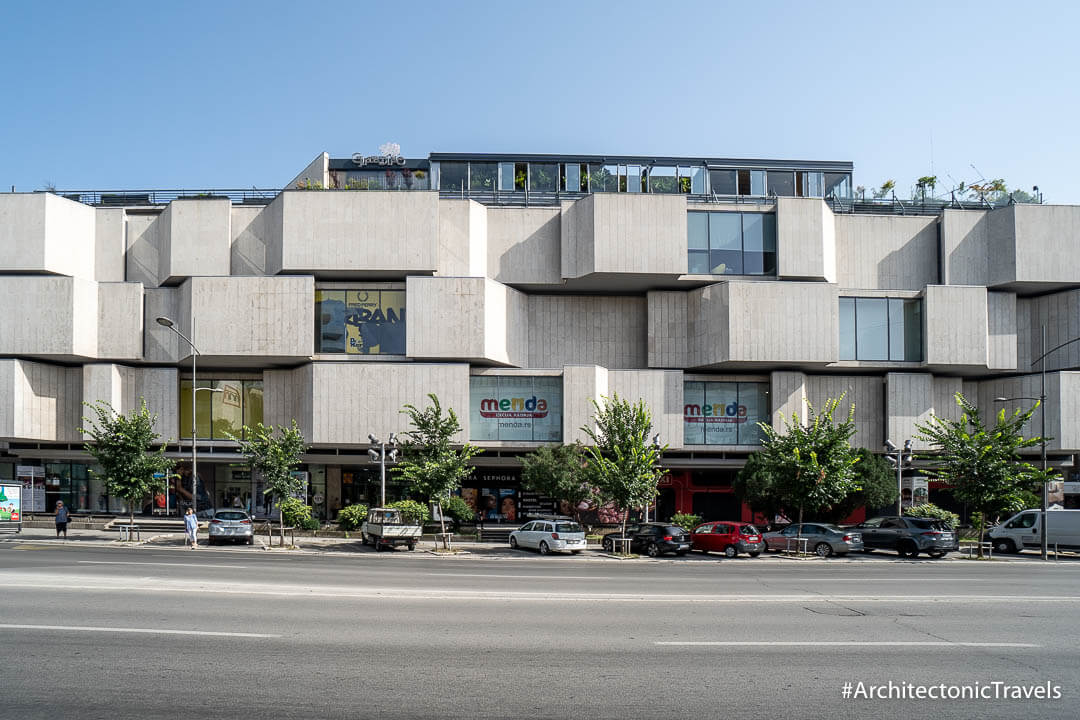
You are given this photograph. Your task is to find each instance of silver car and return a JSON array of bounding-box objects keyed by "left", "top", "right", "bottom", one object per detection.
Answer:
[
  {"left": 207, "top": 509, "right": 254, "bottom": 545},
  {"left": 763, "top": 523, "right": 863, "bottom": 557},
  {"left": 509, "top": 519, "right": 587, "bottom": 555}
]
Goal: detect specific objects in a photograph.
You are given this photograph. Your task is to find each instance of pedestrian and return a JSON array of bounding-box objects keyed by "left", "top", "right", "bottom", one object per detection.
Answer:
[
  {"left": 184, "top": 507, "right": 199, "bottom": 549},
  {"left": 55, "top": 501, "right": 69, "bottom": 539}
]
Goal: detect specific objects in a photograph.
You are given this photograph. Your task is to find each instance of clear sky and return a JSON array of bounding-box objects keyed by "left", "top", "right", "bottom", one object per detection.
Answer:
[{"left": 2, "top": 1, "right": 1078, "bottom": 201}]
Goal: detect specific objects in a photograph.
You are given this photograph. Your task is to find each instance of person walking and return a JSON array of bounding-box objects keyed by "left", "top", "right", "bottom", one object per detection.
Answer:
[
  {"left": 55, "top": 501, "right": 69, "bottom": 539},
  {"left": 184, "top": 507, "right": 199, "bottom": 549}
]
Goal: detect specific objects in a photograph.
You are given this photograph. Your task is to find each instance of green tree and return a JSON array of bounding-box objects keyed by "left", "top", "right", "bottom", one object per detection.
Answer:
[
  {"left": 581, "top": 394, "right": 667, "bottom": 538},
  {"left": 229, "top": 421, "right": 306, "bottom": 547},
  {"left": 520, "top": 442, "right": 594, "bottom": 523},
  {"left": 755, "top": 398, "right": 860, "bottom": 533},
  {"left": 393, "top": 393, "right": 482, "bottom": 548},
  {"left": 734, "top": 451, "right": 784, "bottom": 522},
  {"left": 872, "top": 179, "right": 895, "bottom": 199},
  {"left": 915, "top": 392, "right": 1049, "bottom": 556},
  {"left": 821, "top": 448, "right": 899, "bottom": 522},
  {"left": 80, "top": 400, "right": 175, "bottom": 532}
]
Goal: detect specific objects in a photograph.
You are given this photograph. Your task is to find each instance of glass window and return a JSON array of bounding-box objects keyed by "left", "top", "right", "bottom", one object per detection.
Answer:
[
  {"left": 750, "top": 170, "right": 765, "bottom": 196},
  {"left": 469, "top": 376, "right": 563, "bottom": 442},
  {"left": 440, "top": 162, "right": 467, "bottom": 191},
  {"left": 562, "top": 163, "right": 582, "bottom": 192},
  {"left": 469, "top": 162, "right": 497, "bottom": 191},
  {"left": 316, "top": 288, "right": 406, "bottom": 355},
  {"left": 709, "top": 213, "right": 742, "bottom": 275},
  {"left": 839, "top": 297, "right": 923, "bottom": 361},
  {"left": 649, "top": 166, "right": 678, "bottom": 194},
  {"left": 855, "top": 298, "right": 889, "bottom": 361},
  {"left": 180, "top": 380, "right": 263, "bottom": 440},
  {"left": 903, "top": 299, "right": 923, "bottom": 362},
  {"left": 626, "top": 165, "right": 642, "bottom": 193},
  {"left": 839, "top": 298, "right": 856, "bottom": 360},
  {"left": 710, "top": 169, "right": 738, "bottom": 195},
  {"left": 684, "top": 381, "right": 769, "bottom": 446},
  {"left": 498, "top": 162, "right": 515, "bottom": 192},
  {"left": 687, "top": 213, "right": 709, "bottom": 250},
  {"left": 825, "top": 173, "right": 852, "bottom": 200},
  {"left": 529, "top": 163, "right": 558, "bottom": 192},
  {"left": 767, "top": 171, "right": 795, "bottom": 197},
  {"left": 799, "top": 172, "right": 824, "bottom": 197},
  {"left": 680, "top": 166, "right": 705, "bottom": 194},
  {"left": 742, "top": 214, "right": 764, "bottom": 275},
  {"left": 589, "top": 164, "right": 618, "bottom": 192},
  {"left": 688, "top": 212, "right": 776, "bottom": 276}
]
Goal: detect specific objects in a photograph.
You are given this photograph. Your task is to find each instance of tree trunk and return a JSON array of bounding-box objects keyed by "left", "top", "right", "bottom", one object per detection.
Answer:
[
  {"left": 438, "top": 499, "right": 448, "bottom": 550},
  {"left": 621, "top": 508, "right": 629, "bottom": 555},
  {"left": 796, "top": 505, "right": 804, "bottom": 554},
  {"left": 279, "top": 506, "right": 285, "bottom": 548},
  {"left": 129, "top": 506, "right": 135, "bottom": 540},
  {"left": 977, "top": 514, "right": 985, "bottom": 560}
]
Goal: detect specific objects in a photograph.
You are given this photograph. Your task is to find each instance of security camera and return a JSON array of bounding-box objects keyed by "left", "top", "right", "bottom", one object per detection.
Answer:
[
  {"left": 367, "top": 449, "right": 379, "bottom": 461},
  {"left": 884, "top": 440, "right": 898, "bottom": 452},
  {"left": 368, "top": 434, "right": 378, "bottom": 444}
]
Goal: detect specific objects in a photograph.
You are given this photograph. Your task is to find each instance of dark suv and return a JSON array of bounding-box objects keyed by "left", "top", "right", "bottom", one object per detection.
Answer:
[
  {"left": 856, "top": 516, "right": 959, "bottom": 558},
  {"left": 601, "top": 522, "right": 691, "bottom": 557}
]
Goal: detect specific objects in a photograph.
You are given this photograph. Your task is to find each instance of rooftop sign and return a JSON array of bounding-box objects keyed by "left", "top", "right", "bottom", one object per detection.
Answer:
[{"left": 352, "top": 142, "right": 406, "bottom": 167}]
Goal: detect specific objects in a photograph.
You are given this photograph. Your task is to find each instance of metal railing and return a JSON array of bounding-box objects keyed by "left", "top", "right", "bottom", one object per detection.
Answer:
[{"left": 47, "top": 188, "right": 281, "bottom": 207}]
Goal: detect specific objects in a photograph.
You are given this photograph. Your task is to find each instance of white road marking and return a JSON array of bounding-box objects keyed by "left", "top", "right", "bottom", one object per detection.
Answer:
[
  {"left": 426, "top": 573, "right": 612, "bottom": 579},
  {"left": 78, "top": 561, "right": 247, "bottom": 569},
  {"left": 656, "top": 641, "right": 1039, "bottom": 647},
  {"left": 0, "top": 623, "right": 279, "bottom": 638}
]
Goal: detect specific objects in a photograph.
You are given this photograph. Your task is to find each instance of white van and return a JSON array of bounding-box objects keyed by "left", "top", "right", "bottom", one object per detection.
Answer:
[{"left": 988, "top": 508, "right": 1080, "bottom": 554}]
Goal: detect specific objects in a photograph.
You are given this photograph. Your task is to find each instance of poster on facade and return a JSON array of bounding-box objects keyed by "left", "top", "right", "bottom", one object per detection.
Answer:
[
  {"left": 683, "top": 382, "right": 768, "bottom": 446},
  {"left": 16, "top": 466, "right": 45, "bottom": 512},
  {"left": 0, "top": 484, "right": 21, "bottom": 527},
  {"left": 316, "top": 289, "right": 406, "bottom": 355},
  {"left": 469, "top": 376, "right": 563, "bottom": 442},
  {"left": 901, "top": 477, "right": 929, "bottom": 509}
]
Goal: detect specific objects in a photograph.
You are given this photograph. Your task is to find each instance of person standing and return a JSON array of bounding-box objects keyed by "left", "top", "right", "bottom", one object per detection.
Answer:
[
  {"left": 184, "top": 507, "right": 199, "bottom": 549},
  {"left": 55, "top": 501, "right": 69, "bottom": 539}
]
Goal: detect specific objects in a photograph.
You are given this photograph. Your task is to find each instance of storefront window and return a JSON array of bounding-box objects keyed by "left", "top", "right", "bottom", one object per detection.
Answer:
[
  {"left": 469, "top": 376, "right": 563, "bottom": 442},
  {"left": 684, "top": 381, "right": 769, "bottom": 446},
  {"left": 180, "top": 380, "right": 263, "bottom": 439},
  {"left": 316, "top": 288, "right": 406, "bottom": 355}
]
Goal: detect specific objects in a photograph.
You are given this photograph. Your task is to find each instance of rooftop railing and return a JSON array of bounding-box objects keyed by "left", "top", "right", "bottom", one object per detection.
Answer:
[{"left": 47, "top": 188, "right": 281, "bottom": 207}]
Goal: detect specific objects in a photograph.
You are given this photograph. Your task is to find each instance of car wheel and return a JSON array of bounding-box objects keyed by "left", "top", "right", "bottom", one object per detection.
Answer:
[
  {"left": 539, "top": 541, "right": 550, "bottom": 555},
  {"left": 510, "top": 536, "right": 519, "bottom": 549},
  {"left": 675, "top": 550, "right": 688, "bottom": 557},
  {"left": 361, "top": 532, "right": 369, "bottom": 546},
  {"left": 898, "top": 542, "right": 918, "bottom": 558},
  {"left": 246, "top": 537, "right": 253, "bottom": 546},
  {"left": 748, "top": 551, "right": 761, "bottom": 558},
  {"left": 993, "top": 538, "right": 1016, "bottom": 554},
  {"left": 815, "top": 542, "right": 833, "bottom": 558},
  {"left": 646, "top": 543, "right": 660, "bottom": 558},
  {"left": 571, "top": 550, "right": 582, "bottom": 555},
  {"left": 602, "top": 537, "right": 613, "bottom": 552},
  {"left": 861, "top": 547, "right": 874, "bottom": 553},
  {"left": 723, "top": 545, "right": 738, "bottom": 558}
]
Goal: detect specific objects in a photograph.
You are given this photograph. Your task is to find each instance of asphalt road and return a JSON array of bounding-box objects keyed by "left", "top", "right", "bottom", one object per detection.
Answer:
[{"left": 1, "top": 542, "right": 1078, "bottom": 720}]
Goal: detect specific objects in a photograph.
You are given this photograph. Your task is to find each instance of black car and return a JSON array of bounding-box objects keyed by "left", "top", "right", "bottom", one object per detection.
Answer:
[
  {"left": 601, "top": 522, "right": 691, "bottom": 557},
  {"left": 856, "top": 516, "right": 959, "bottom": 558}
]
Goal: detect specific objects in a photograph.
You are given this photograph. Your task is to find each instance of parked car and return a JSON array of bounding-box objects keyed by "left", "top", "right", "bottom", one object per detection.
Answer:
[
  {"left": 690, "top": 521, "right": 764, "bottom": 558},
  {"left": 762, "top": 523, "right": 863, "bottom": 557},
  {"left": 509, "top": 518, "right": 587, "bottom": 555},
  {"left": 856, "top": 516, "right": 959, "bottom": 558},
  {"left": 602, "top": 522, "right": 691, "bottom": 557},
  {"left": 207, "top": 509, "right": 254, "bottom": 545}
]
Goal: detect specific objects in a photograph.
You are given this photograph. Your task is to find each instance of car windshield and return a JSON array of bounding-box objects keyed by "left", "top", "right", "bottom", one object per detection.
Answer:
[
  {"left": 906, "top": 518, "right": 949, "bottom": 530},
  {"left": 741, "top": 525, "right": 759, "bottom": 535},
  {"left": 664, "top": 526, "right": 685, "bottom": 535},
  {"left": 215, "top": 511, "right": 247, "bottom": 520},
  {"left": 556, "top": 523, "right": 582, "bottom": 533}
]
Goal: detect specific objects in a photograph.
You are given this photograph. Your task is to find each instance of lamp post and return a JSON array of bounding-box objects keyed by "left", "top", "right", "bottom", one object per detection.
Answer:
[
  {"left": 647, "top": 433, "right": 661, "bottom": 523},
  {"left": 884, "top": 439, "right": 913, "bottom": 516},
  {"left": 367, "top": 433, "right": 398, "bottom": 507},
  {"left": 993, "top": 324, "right": 1080, "bottom": 561},
  {"left": 156, "top": 315, "right": 221, "bottom": 518}
]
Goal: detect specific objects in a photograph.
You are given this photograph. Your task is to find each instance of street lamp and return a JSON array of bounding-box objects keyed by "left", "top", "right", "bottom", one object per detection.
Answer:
[
  {"left": 994, "top": 324, "right": 1080, "bottom": 561},
  {"left": 884, "top": 439, "right": 913, "bottom": 516},
  {"left": 367, "top": 433, "right": 398, "bottom": 507},
  {"left": 647, "top": 434, "right": 661, "bottom": 523},
  {"left": 156, "top": 315, "right": 221, "bottom": 518}
]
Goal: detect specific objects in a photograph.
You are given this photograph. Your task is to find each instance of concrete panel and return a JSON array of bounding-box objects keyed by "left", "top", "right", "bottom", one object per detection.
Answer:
[
  {"left": 528, "top": 296, "right": 647, "bottom": 370},
  {"left": 835, "top": 214, "right": 938, "bottom": 290},
  {"left": 143, "top": 287, "right": 181, "bottom": 363},
  {"left": 562, "top": 365, "right": 608, "bottom": 445},
  {"left": 987, "top": 291, "right": 1017, "bottom": 370},
  {"left": 805, "top": 374, "right": 883, "bottom": 450},
  {"left": 97, "top": 282, "right": 144, "bottom": 360},
  {"left": 941, "top": 209, "right": 989, "bottom": 286},
  {"left": 776, "top": 197, "right": 836, "bottom": 282},
  {"left": 924, "top": 285, "right": 988, "bottom": 368},
  {"left": 286, "top": 152, "right": 329, "bottom": 190},
  {"left": 608, "top": 369, "right": 685, "bottom": 451},
  {"left": 487, "top": 207, "right": 561, "bottom": 285},
  {"left": 1022, "top": 289, "right": 1080, "bottom": 374},
  {"left": 771, "top": 371, "right": 807, "bottom": 427},
  {"left": 0, "top": 193, "right": 96, "bottom": 279},
  {"left": 407, "top": 277, "right": 527, "bottom": 366},
  {"left": 272, "top": 191, "right": 439, "bottom": 275},
  {"left": 0, "top": 276, "right": 98, "bottom": 358},
  {"left": 988, "top": 205, "right": 1080, "bottom": 289},
  {"left": 437, "top": 200, "right": 487, "bottom": 277},
  {"left": 885, "top": 373, "right": 934, "bottom": 450},
  {"left": 81, "top": 364, "right": 178, "bottom": 438},
  {"left": 158, "top": 198, "right": 232, "bottom": 284},
  {"left": 94, "top": 208, "right": 126, "bottom": 282},
  {"left": 561, "top": 194, "right": 687, "bottom": 278},
  {"left": 125, "top": 212, "right": 162, "bottom": 287},
  {"left": 0, "top": 359, "right": 82, "bottom": 442},
  {"left": 647, "top": 291, "right": 688, "bottom": 369},
  {"left": 229, "top": 206, "right": 269, "bottom": 276},
  {"left": 974, "top": 372, "right": 1080, "bottom": 453}
]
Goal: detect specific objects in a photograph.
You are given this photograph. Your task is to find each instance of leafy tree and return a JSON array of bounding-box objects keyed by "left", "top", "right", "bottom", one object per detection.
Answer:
[
  {"left": 278, "top": 497, "right": 313, "bottom": 527},
  {"left": 821, "top": 448, "right": 899, "bottom": 522},
  {"left": 755, "top": 397, "right": 859, "bottom": 532},
  {"left": 915, "top": 392, "right": 1050, "bottom": 557},
  {"left": 80, "top": 400, "right": 175, "bottom": 532},
  {"left": 228, "top": 421, "right": 306, "bottom": 547},
  {"left": 440, "top": 495, "right": 473, "bottom": 530},
  {"left": 393, "top": 393, "right": 482, "bottom": 548},
  {"left": 670, "top": 513, "right": 702, "bottom": 532},
  {"left": 872, "top": 180, "right": 895, "bottom": 199},
  {"left": 915, "top": 175, "right": 938, "bottom": 202},
  {"left": 581, "top": 394, "right": 667, "bottom": 538},
  {"left": 337, "top": 503, "right": 369, "bottom": 531},
  {"left": 734, "top": 451, "right": 784, "bottom": 521},
  {"left": 520, "top": 442, "right": 594, "bottom": 523}
]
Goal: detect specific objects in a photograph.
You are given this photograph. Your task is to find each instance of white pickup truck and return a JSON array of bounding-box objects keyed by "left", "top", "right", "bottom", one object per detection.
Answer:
[{"left": 361, "top": 507, "right": 423, "bottom": 551}]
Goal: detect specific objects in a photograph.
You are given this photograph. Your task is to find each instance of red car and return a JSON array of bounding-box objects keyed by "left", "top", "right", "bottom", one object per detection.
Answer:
[{"left": 691, "top": 521, "right": 765, "bottom": 558}]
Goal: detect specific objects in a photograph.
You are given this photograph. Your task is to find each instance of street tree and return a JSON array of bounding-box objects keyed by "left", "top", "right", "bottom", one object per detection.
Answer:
[
  {"left": 394, "top": 393, "right": 482, "bottom": 549},
  {"left": 733, "top": 451, "right": 784, "bottom": 523},
  {"left": 822, "top": 448, "right": 899, "bottom": 523},
  {"left": 80, "top": 399, "right": 175, "bottom": 532},
  {"left": 581, "top": 394, "right": 667, "bottom": 539},
  {"left": 914, "top": 392, "right": 1049, "bottom": 556},
  {"left": 229, "top": 421, "right": 306, "bottom": 547},
  {"left": 755, "top": 397, "right": 860, "bottom": 537},
  {"left": 520, "top": 442, "right": 594, "bottom": 523}
]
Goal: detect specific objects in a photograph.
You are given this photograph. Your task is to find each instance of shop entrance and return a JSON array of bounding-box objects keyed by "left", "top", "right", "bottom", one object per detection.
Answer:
[{"left": 692, "top": 492, "right": 741, "bottom": 522}]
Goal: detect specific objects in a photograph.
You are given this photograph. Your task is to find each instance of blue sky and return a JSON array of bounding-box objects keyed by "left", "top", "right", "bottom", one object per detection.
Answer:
[{"left": 2, "top": 1, "right": 1078, "bottom": 201}]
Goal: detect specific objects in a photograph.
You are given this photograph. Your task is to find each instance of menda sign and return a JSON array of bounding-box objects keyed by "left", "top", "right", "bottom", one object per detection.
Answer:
[
  {"left": 683, "top": 381, "right": 768, "bottom": 446},
  {"left": 683, "top": 401, "right": 748, "bottom": 423},
  {"left": 479, "top": 396, "right": 549, "bottom": 419},
  {"left": 470, "top": 376, "right": 563, "bottom": 442}
]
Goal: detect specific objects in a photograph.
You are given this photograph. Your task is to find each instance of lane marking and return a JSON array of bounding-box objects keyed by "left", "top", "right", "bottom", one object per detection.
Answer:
[
  {"left": 656, "top": 641, "right": 1039, "bottom": 648},
  {"left": 426, "top": 573, "right": 612, "bottom": 580},
  {"left": 0, "top": 623, "right": 279, "bottom": 638},
  {"left": 78, "top": 561, "right": 247, "bottom": 569}
]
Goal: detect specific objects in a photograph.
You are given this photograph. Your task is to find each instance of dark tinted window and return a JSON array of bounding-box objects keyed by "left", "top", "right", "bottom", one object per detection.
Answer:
[
  {"left": 881, "top": 518, "right": 905, "bottom": 529},
  {"left": 860, "top": 517, "right": 884, "bottom": 528},
  {"left": 556, "top": 523, "right": 582, "bottom": 533},
  {"left": 740, "top": 525, "right": 759, "bottom": 535},
  {"left": 905, "top": 518, "right": 935, "bottom": 530},
  {"left": 215, "top": 511, "right": 247, "bottom": 520},
  {"left": 663, "top": 526, "right": 684, "bottom": 536}
]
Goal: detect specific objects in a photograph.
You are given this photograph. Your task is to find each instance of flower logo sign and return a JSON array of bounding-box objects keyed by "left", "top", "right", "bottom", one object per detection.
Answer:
[{"left": 353, "top": 142, "right": 406, "bottom": 167}]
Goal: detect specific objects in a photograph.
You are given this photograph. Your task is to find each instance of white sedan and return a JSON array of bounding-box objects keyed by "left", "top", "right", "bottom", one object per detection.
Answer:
[{"left": 509, "top": 519, "right": 587, "bottom": 555}]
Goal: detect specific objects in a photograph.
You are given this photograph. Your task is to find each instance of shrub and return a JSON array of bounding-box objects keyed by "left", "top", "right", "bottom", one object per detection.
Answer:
[
  {"left": 904, "top": 503, "right": 959, "bottom": 528},
  {"left": 337, "top": 503, "right": 369, "bottom": 531},
  {"left": 387, "top": 499, "right": 430, "bottom": 524},
  {"left": 441, "top": 496, "right": 473, "bottom": 529},
  {"left": 300, "top": 516, "right": 320, "bottom": 531},
  {"left": 671, "top": 513, "right": 703, "bottom": 531},
  {"left": 278, "top": 497, "right": 312, "bottom": 527}
]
